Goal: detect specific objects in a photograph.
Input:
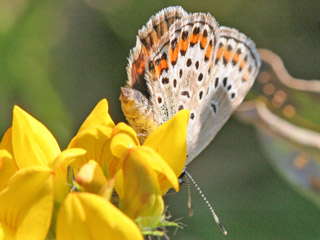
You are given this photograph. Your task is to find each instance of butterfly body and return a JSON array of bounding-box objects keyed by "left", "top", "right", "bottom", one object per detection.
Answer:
[{"left": 121, "top": 7, "right": 261, "bottom": 165}]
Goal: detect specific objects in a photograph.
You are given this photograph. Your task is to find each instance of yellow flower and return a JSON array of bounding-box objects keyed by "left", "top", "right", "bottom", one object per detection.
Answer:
[
  {"left": 56, "top": 192, "right": 143, "bottom": 240},
  {"left": 0, "top": 128, "right": 17, "bottom": 191},
  {"left": 66, "top": 99, "right": 189, "bottom": 229},
  {"left": 110, "top": 109, "right": 189, "bottom": 227},
  {"left": 75, "top": 160, "right": 108, "bottom": 194},
  {"left": 69, "top": 98, "right": 189, "bottom": 188},
  {"left": 0, "top": 149, "right": 16, "bottom": 191},
  {"left": 111, "top": 109, "right": 189, "bottom": 195},
  {"left": 143, "top": 109, "right": 189, "bottom": 178},
  {"left": 0, "top": 166, "right": 54, "bottom": 240},
  {"left": 68, "top": 99, "right": 115, "bottom": 176},
  {"left": 49, "top": 148, "right": 87, "bottom": 203},
  {"left": 0, "top": 106, "right": 83, "bottom": 240},
  {"left": 0, "top": 98, "right": 189, "bottom": 238},
  {"left": 119, "top": 147, "right": 165, "bottom": 228},
  {"left": 0, "top": 127, "right": 14, "bottom": 156},
  {"left": 76, "top": 98, "right": 115, "bottom": 133},
  {"left": 10, "top": 105, "right": 86, "bottom": 203},
  {"left": 12, "top": 106, "right": 61, "bottom": 168}
]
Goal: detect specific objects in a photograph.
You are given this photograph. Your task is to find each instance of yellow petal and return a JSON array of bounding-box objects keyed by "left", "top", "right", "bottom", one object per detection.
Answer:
[
  {"left": 68, "top": 125, "right": 113, "bottom": 173},
  {"left": 56, "top": 192, "right": 143, "bottom": 240},
  {"left": 0, "top": 128, "right": 18, "bottom": 191},
  {"left": 112, "top": 122, "right": 140, "bottom": 147},
  {"left": 135, "top": 195, "right": 164, "bottom": 228},
  {"left": 107, "top": 123, "right": 140, "bottom": 177},
  {"left": 110, "top": 133, "right": 136, "bottom": 159},
  {"left": 0, "top": 149, "right": 17, "bottom": 191},
  {"left": 12, "top": 106, "right": 61, "bottom": 168},
  {"left": 0, "top": 127, "right": 14, "bottom": 157},
  {"left": 120, "top": 148, "right": 164, "bottom": 225},
  {"left": 110, "top": 122, "right": 140, "bottom": 159},
  {"left": 77, "top": 99, "right": 115, "bottom": 134},
  {"left": 75, "top": 160, "right": 107, "bottom": 194},
  {"left": 0, "top": 166, "right": 54, "bottom": 240},
  {"left": 50, "top": 148, "right": 87, "bottom": 203},
  {"left": 100, "top": 177, "right": 115, "bottom": 201},
  {"left": 144, "top": 109, "right": 189, "bottom": 178},
  {"left": 133, "top": 146, "right": 179, "bottom": 194},
  {"left": 0, "top": 224, "right": 3, "bottom": 239},
  {"left": 114, "top": 169, "right": 124, "bottom": 199}
]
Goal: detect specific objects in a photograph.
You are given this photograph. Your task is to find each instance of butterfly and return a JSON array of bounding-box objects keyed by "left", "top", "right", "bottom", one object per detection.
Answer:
[
  {"left": 236, "top": 49, "right": 320, "bottom": 207},
  {"left": 120, "top": 6, "right": 261, "bottom": 165}
]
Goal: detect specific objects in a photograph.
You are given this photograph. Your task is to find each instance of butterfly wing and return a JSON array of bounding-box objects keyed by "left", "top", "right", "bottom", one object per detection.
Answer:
[
  {"left": 186, "top": 26, "right": 261, "bottom": 163},
  {"left": 121, "top": 7, "right": 261, "bottom": 164},
  {"left": 121, "top": 6, "right": 187, "bottom": 141},
  {"left": 245, "top": 49, "right": 320, "bottom": 132},
  {"left": 143, "top": 13, "right": 221, "bottom": 163}
]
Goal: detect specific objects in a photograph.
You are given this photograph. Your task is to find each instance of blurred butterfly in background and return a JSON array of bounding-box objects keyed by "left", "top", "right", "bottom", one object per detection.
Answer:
[{"left": 236, "top": 49, "right": 320, "bottom": 208}]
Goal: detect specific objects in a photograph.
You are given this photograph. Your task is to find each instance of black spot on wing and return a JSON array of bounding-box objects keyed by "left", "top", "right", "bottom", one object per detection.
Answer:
[{"left": 211, "top": 103, "right": 217, "bottom": 113}]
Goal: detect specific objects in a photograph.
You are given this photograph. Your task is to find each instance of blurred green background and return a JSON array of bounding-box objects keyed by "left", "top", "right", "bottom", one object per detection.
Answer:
[{"left": 1, "top": 0, "right": 320, "bottom": 239}]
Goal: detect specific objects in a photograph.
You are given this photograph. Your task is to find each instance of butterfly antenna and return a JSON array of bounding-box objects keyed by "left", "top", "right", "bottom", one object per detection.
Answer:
[
  {"left": 185, "top": 173, "right": 194, "bottom": 216},
  {"left": 185, "top": 170, "right": 228, "bottom": 236}
]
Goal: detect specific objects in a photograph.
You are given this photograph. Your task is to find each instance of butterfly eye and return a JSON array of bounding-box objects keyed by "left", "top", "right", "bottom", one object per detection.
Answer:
[{"left": 149, "top": 61, "right": 154, "bottom": 70}]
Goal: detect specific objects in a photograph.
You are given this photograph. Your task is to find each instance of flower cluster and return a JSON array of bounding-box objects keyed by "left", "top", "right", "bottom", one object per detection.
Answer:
[{"left": 0, "top": 99, "right": 189, "bottom": 239}]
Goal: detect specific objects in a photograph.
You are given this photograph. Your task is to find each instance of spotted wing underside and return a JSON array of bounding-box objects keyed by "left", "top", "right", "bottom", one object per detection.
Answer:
[
  {"left": 121, "top": 7, "right": 187, "bottom": 140},
  {"left": 121, "top": 7, "right": 261, "bottom": 164},
  {"left": 186, "top": 26, "right": 260, "bottom": 163}
]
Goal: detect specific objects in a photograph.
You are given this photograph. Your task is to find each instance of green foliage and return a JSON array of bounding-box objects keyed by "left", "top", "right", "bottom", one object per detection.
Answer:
[{"left": 0, "top": 0, "right": 71, "bottom": 146}]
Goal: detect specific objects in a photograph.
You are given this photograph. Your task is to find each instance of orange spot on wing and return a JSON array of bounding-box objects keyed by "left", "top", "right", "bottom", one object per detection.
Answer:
[
  {"left": 179, "top": 35, "right": 189, "bottom": 54},
  {"left": 200, "top": 35, "right": 207, "bottom": 49},
  {"left": 272, "top": 90, "right": 287, "bottom": 108},
  {"left": 263, "top": 83, "right": 275, "bottom": 95},
  {"left": 137, "top": 60, "right": 145, "bottom": 75},
  {"left": 216, "top": 46, "right": 224, "bottom": 59},
  {"left": 170, "top": 45, "right": 179, "bottom": 64},
  {"left": 154, "top": 59, "right": 168, "bottom": 77},
  {"left": 154, "top": 61, "right": 161, "bottom": 77},
  {"left": 258, "top": 72, "right": 271, "bottom": 84},
  {"left": 190, "top": 32, "right": 200, "bottom": 45},
  {"left": 205, "top": 42, "right": 212, "bottom": 60},
  {"left": 293, "top": 153, "right": 309, "bottom": 170},
  {"left": 240, "top": 59, "right": 246, "bottom": 70},
  {"left": 159, "top": 59, "right": 168, "bottom": 74},
  {"left": 242, "top": 72, "right": 249, "bottom": 82},
  {"left": 130, "top": 48, "right": 149, "bottom": 85},
  {"left": 223, "top": 49, "right": 232, "bottom": 62},
  {"left": 232, "top": 53, "right": 240, "bottom": 65},
  {"left": 283, "top": 105, "right": 296, "bottom": 118}
]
